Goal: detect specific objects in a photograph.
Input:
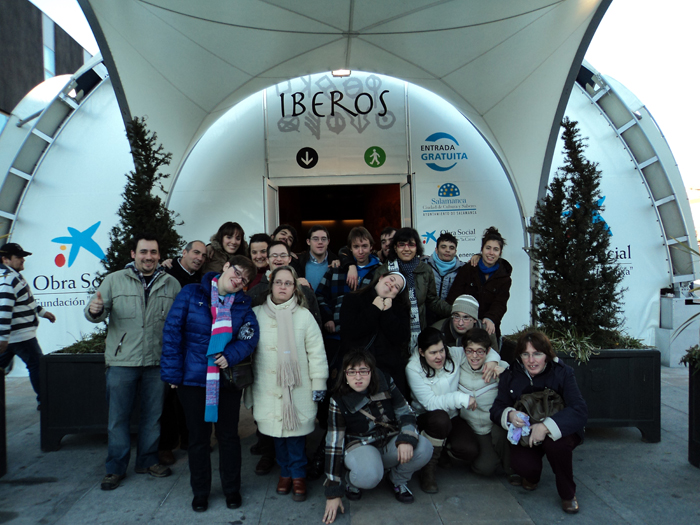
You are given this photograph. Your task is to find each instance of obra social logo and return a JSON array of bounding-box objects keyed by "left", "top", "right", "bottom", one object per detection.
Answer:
[
  {"left": 421, "top": 132, "right": 468, "bottom": 172},
  {"left": 51, "top": 221, "right": 106, "bottom": 267}
]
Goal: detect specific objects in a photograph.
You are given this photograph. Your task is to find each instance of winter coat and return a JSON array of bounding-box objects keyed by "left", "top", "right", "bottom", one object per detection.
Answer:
[
  {"left": 490, "top": 358, "right": 587, "bottom": 442},
  {"left": 202, "top": 237, "right": 234, "bottom": 274},
  {"left": 422, "top": 254, "right": 466, "bottom": 301},
  {"left": 324, "top": 371, "right": 419, "bottom": 498},
  {"left": 250, "top": 299, "right": 328, "bottom": 437},
  {"left": 445, "top": 258, "right": 513, "bottom": 339},
  {"left": 379, "top": 260, "right": 452, "bottom": 331},
  {"left": 246, "top": 273, "right": 323, "bottom": 329},
  {"left": 84, "top": 268, "right": 180, "bottom": 367},
  {"left": 458, "top": 357, "right": 509, "bottom": 435},
  {"left": 160, "top": 272, "right": 259, "bottom": 387},
  {"left": 339, "top": 286, "right": 410, "bottom": 395}
]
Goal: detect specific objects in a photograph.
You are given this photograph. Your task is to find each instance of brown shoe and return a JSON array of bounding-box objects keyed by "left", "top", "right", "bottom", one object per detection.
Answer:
[
  {"left": 158, "top": 450, "right": 176, "bottom": 466},
  {"left": 562, "top": 496, "right": 579, "bottom": 514},
  {"left": 276, "top": 476, "right": 292, "bottom": 495},
  {"left": 255, "top": 454, "right": 276, "bottom": 476},
  {"left": 521, "top": 478, "right": 538, "bottom": 491},
  {"left": 292, "top": 477, "right": 307, "bottom": 502}
]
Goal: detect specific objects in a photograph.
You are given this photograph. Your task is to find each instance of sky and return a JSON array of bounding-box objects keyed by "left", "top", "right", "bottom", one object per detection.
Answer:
[{"left": 31, "top": 0, "right": 700, "bottom": 190}]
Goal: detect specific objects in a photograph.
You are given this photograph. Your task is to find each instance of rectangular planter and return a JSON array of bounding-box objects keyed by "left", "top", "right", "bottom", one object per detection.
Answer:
[
  {"left": 40, "top": 352, "right": 139, "bottom": 452},
  {"left": 1, "top": 372, "right": 6, "bottom": 477},
  {"left": 559, "top": 348, "right": 661, "bottom": 442},
  {"left": 690, "top": 369, "right": 700, "bottom": 467}
]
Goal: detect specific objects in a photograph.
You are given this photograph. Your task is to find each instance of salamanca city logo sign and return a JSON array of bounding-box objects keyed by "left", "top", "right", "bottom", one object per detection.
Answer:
[{"left": 420, "top": 132, "right": 468, "bottom": 171}]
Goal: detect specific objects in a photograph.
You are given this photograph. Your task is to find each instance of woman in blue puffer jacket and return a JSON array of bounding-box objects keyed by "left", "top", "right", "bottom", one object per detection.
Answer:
[{"left": 161, "top": 256, "right": 260, "bottom": 513}]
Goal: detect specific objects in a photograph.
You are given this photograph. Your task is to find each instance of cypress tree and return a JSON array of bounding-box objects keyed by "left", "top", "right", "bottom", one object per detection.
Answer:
[
  {"left": 528, "top": 118, "right": 625, "bottom": 344},
  {"left": 101, "top": 117, "right": 183, "bottom": 274}
]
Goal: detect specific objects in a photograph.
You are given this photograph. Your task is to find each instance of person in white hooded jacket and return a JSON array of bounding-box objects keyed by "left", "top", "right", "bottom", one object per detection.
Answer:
[{"left": 405, "top": 327, "right": 499, "bottom": 493}]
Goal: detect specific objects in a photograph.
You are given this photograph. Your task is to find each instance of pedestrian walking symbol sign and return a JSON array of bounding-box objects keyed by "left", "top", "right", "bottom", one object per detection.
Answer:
[{"left": 364, "top": 146, "right": 386, "bottom": 168}]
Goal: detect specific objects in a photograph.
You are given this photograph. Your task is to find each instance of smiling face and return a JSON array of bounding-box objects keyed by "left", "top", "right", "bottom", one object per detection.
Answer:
[
  {"left": 395, "top": 240, "right": 417, "bottom": 262},
  {"left": 380, "top": 231, "right": 396, "bottom": 258},
  {"left": 131, "top": 239, "right": 160, "bottom": 276},
  {"left": 274, "top": 229, "right": 294, "bottom": 248},
  {"left": 217, "top": 262, "right": 249, "bottom": 295},
  {"left": 351, "top": 237, "right": 371, "bottom": 266},
  {"left": 249, "top": 241, "right": 269, "bottom": 269},
  {"left": 222, "top": 231, "right": 242, "bottom": 255},
  {"left": 271, "top": 269, "right": 295, "bottom": 304},
  {"left": 520, "top": 342, "right": 547, "bottom": 376},
  {"left": 420, "top": 341, "right": 446, "bottom": 371},
  {"left": 345, "top": 361, "right": 372, "bottom": 392},
  {"left": 437, "top": 241, "right": 457, "bottom": 262},
  {"left": 267, "top": 244, "right": 292, "bottom": 269},
  {"left": 481, "top": 240, "right": 502, "bottom": 267},
  {"left": 375, "top": 273, "right": 404, "bottom": 299},
  {"left": 307, "top": 230, "right": 329, "bottom": 258},
  {"left": 465, "top": 342, "right": 488, "bottom": 370},
  {"left": 180, "top": 241, "right": 206, "bottom": 273}
]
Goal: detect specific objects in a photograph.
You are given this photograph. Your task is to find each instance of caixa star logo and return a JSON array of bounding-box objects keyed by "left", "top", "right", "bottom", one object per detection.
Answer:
[{"left": 51, "top": 221, "right": 106, "bottom": 267}]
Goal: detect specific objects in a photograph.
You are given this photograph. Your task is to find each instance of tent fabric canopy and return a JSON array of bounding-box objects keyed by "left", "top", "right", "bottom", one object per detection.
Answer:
[{"left": 78, "top": 0, "right": 609, "bottom": 216}]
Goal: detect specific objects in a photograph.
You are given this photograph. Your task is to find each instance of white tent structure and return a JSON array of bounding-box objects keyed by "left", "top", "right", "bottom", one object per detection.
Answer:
[{"left": 78, "top": 0, "right": 611, "bottom": 216}]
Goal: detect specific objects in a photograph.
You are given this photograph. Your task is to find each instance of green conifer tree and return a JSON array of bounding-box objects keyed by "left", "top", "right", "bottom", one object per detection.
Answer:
[
  {"left": 101, "top": 117, "right": 183, "bottom": 274},
  {"left": 528, "top": 118, "right": 625, "bottom": 344}
]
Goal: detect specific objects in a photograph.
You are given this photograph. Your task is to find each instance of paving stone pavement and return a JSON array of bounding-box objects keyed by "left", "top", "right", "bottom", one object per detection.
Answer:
[{"left": 1, "top": 367, "right": 699, "bottom": 524}]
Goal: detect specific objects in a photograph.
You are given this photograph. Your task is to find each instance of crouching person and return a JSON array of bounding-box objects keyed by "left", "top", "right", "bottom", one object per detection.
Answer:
[
  {"left": 458, "top": 328, "right": 510, "bottom": 477},
  {"left": 323, "top": 350, "right": 432, "bottom": 523},
  {"left": 407, "top": 327, "right": 501, "bottom": 493}
]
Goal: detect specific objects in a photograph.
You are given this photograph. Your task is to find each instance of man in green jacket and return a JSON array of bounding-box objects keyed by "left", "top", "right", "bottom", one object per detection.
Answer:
[{"left": 85, "top": 233, "right": 181, "bottom": 491}]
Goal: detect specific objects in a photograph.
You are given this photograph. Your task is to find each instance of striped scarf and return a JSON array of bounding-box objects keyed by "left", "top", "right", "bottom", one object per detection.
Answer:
[
  {"left": 205, "top": 276, "right": 235, "bottom": 423},
  {"left": 389, "top": 258, "right": 421, "bottom": 351}
]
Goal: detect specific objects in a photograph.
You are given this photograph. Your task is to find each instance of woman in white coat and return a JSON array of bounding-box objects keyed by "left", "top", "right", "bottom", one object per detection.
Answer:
[
  {"left": 251, "top": 266, "right": 328, "bottom": 502},
  {"left": 405, "top": 327, "right": 499, "bottom": 493}
]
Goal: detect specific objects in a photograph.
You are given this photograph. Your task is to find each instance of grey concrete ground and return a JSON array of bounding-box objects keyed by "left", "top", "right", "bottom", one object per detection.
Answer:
[{"left": 1, "top": 367, "right": 699, "bottom": 524}]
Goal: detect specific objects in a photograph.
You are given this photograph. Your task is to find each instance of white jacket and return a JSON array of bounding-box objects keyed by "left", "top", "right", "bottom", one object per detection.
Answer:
[
  {"left": 406, "top": 346, "right": 499, "bottom": 419},
  {"left": 459, "top": 358, "right": 509, "bottom": 435}
]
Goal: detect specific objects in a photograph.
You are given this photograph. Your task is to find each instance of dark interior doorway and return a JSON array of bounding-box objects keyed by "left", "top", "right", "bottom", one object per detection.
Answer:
[{"left": 278, "top": 183, "right": 401, "bottom": 255}]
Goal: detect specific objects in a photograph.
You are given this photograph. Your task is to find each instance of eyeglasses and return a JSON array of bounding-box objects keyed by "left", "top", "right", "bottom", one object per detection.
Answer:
[
  {"left": 465, "top": 348, "right": 486, "bottom": 356},
  {"left": 232, "top": 266, "right": 249, "bottom": 287},
  {"left": 310, "top": 236, "right": 328, "bottom": 243},
  {"left": 520, "top": 352, "right": 545, "bottom": 360},
  {"left": 269, "top": 253, "right": 291, "bottom": 260},
  {"left": 273, "top": 280, "right": 295, "bottom": 288},
  {"left": 345, "top": 368, "right": 371, "bottom": 377},
  {"left": 396, "top": 242, "right": 417, "bottom": 248},
  {"left": 452, "top": 314, "right": 475, "bottom": 324}
]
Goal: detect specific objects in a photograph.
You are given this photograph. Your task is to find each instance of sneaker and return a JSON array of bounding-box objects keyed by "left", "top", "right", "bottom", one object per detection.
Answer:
[
  {"left": 135, "top": 464, "right": 172, "bottom": 478},
  {"left": 101, "top": 473, "right": 125, "bottom": 491},
  {"left": 392, "top": 483, "right": 414, "bottom": 504},
  {"left": 345, "top": 483, "right": 362, "bottom": 501}
]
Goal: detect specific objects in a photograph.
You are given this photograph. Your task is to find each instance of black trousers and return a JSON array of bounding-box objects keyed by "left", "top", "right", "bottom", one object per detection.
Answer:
[{"left": 178, "top": 384, "right": 242, "bottom": 497}]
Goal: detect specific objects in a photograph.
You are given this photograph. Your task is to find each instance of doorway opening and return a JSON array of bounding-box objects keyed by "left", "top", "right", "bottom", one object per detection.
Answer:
[{"left": 278, "top": 183, "right": 401, "bottom": 255}]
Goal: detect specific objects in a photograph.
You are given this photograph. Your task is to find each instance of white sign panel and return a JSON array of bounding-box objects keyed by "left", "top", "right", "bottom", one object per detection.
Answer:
[{"left": 267, "top": 72, "right": 407, "bottom": 177}]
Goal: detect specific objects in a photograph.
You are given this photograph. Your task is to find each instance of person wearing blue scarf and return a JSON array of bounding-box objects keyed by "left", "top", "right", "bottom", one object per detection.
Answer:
[{"left": 423, "top": 233, "right": 466, "bottom": 317}]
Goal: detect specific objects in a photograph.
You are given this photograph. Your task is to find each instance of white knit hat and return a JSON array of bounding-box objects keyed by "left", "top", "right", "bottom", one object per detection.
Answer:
[{"left": 451, "top": 294, "right": 479, "bottom": 319}]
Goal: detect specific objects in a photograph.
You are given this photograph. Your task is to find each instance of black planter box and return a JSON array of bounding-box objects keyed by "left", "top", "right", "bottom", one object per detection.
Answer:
[
  {"left": 1, "top": 372, "right": 6, "bottom": 477},
  {"left": 690, "top": 369, "right": 700, "bottom": 467},
  {"left": 558, "top": 348, "right": 661, "bottom": 443},
  {"left": 40, "top": 353, "right": 140, "bottom": 452}
]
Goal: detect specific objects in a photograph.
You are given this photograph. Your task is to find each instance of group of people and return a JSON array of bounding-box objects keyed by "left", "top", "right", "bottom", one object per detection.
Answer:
[{"left": 0, "top": 219, "right": 586, "bottom": 517}]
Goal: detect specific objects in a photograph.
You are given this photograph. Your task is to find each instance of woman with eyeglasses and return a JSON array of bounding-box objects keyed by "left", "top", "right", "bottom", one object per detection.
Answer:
[
  {"left": 490, "top": 331, "right": 587, "bottom": 514},
  {"left": 405, "top": 327, "right": 500, "bottom": 493},
  {"left": 339, "top": 269, "right": 411, "bottom": 399},
  {"left": 161, "top": 256, "right": 259, "bottom": 512},
  {"left": 446, "top": 227, "right": 512, "bottom": 343},
  {"left": 457, "top": 328, "right": 510, "bottom": 478},
  {"left": 250, "top": 265, "right": 328, "bottom": 503},
  {"left": 322, "top": 350, "right": 432, "bottom": 523},
  {"left": 203, "top": 221, "right": 249, "bottom": 273}
]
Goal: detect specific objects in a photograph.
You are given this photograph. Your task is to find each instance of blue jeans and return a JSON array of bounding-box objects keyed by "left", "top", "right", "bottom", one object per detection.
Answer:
[
  {"left": 274, "top": 436, "right": 307, "bottom": 479},
  {"left": 105, "top": 366, "right": 165, "bottom": 475},
  {"left": 0, "top": 338, "right": 43, "bottom": 402}
]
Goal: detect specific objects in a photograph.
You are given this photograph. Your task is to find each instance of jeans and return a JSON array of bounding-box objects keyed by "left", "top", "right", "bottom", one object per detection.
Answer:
[
  {"left": 273, "top": 436, "right": 307, "bottom": 479},
  {"left": 0, "top": 338, "right": 43, "bottom": 403},
  {"left": 105, "top": 366, "right": 165, "bottom": 475},
  {"left": 344, "top": 434, "right": 433, "bottom": 488},
  {"left": 178, "top": 384, "right": 243, "bottom": 497}
]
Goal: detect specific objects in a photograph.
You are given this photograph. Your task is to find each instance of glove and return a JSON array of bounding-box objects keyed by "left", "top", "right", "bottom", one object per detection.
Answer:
[{"left": 312, "top": 390, "right": 326, "bottom": 402}]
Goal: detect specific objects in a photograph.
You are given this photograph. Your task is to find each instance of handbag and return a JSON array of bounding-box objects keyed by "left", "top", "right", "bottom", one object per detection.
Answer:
[
  {"left": 513, "top": 388, "right": 565, "bottom": 446},
  {"left": 221, "top": 355, "right": 254, "bottom": 390}
]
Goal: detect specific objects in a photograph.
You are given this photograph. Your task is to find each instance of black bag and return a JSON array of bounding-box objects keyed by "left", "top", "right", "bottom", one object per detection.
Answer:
[
  {"left": 513, "top": 388, "right": 565, "bottom": 446},
  {"left": 221, "top": 355, "right": 254, "bottom": 390}
]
